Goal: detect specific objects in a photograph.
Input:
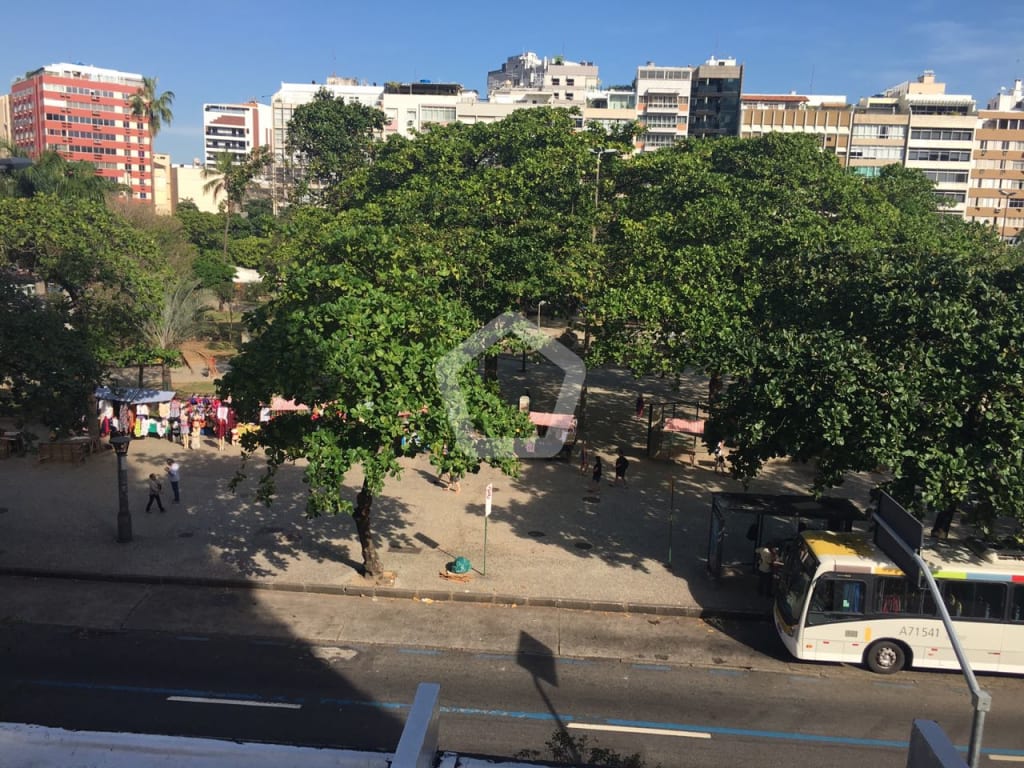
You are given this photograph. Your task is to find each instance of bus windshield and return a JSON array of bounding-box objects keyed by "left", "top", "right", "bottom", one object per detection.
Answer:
[{"left": 777, "top": 540, "right": 816, "bottom": 626}]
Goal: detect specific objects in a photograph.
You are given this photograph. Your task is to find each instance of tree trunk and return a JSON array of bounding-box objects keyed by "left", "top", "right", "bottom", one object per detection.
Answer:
[
  {"left": 137, "top": 364, "right": 145, "bottom": 388},
  {"left": 354, "top": 481, "right": 384, "bottom": 578},
  {"left": 484, "top": 353, "right": 498, "bottom": 382},
  {"left": 708, "top": 371, "right": 723, "bottom": 405},
  {"left": 161, "top": 363, "right": 172, "bottom": 391}
]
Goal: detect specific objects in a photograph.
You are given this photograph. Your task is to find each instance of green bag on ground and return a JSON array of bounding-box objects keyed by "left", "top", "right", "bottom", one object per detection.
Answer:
[{"left": 448, "top": 556, "right": 471, "bottom": 574}]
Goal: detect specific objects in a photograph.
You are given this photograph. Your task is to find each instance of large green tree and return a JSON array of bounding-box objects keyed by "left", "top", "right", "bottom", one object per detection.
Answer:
[
  {"left": 0, "top": 195, "right": 165, "bottom": 429},
  {"left": 221, "top": 254, "right": 530, "bottom": 578},
  {"left": 284, "top": 89, "right": 387, "bottom": 205}
]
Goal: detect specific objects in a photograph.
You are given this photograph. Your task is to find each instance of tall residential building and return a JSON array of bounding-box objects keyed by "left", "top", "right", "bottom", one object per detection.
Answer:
[
  {"left": 634, "top": 63, "right": 694, "bottom": 151},
  {"left": 689, "top": 56, "right": 744, "bottom": 138},
  {"left": 203, "top": 101, "right": 272, "bottom": 166},
  {"left": 967, "top": 79, "right": 1024, "bottom": 241},
  {"left": 9, "top": 63, "right": 154, "bottom": 200}
]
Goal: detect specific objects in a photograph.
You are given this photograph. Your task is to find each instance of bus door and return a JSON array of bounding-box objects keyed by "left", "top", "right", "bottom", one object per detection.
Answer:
[{"left": 803, "top": 575, "right": 868, "bottom": 660}]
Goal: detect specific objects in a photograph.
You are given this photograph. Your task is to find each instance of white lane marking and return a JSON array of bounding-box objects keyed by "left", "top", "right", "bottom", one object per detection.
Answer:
[
  {"left": 568, "top": 722, "right": 711, "bottom": 739},
  {"left": 167, "top": 696, "right": 301, "bottom": 710},
  {"left": 990, "top": 756, "right": 1024, "bottom": 762}
]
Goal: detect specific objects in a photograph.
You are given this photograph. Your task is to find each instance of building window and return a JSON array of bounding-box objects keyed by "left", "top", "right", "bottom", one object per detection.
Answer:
[
  {"left": 907, "top": 149, "right": 971, "bottom": 162},
  {"left": 911, "top": 128, "right": 972, "bottom": 141},
  {"left": 551, "top": 78, "right": 560, "bottom": 86},
  {"left": 566, "top": 78, "right": 575, "bottom": 86},
  {"left": 922, "top": 170, "right": 969, "bottom": 184}
]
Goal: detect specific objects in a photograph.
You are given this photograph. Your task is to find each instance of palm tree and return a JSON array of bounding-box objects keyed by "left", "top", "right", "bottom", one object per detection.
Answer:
[
  {"left": 141, "top": 278, "right": 212, "bottom": 389},
  {"left": 129, "top": 77, "right": 174, "bottom": 203},
  {"left": 129, "top": 76, "right": 175, "bottom": 140},
  {"left": 202, "top": 147, "right": 272, "bottom": 259}
]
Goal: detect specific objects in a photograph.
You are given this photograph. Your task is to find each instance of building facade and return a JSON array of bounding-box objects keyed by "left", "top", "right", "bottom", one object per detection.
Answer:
[
  {"left": 203, "top": 101, "right": 272, "bottom": 166},
  {"left": 634, "top": 63, "right": 694, "bottom": 151},
  {"left": 967, "top": 79, "right": 1024, "bottom": 241},
  {"left": 487, "top": 52, "right": 600, "bottom": 107},
  {"left": 9, "top": 63, "right": 153, "bottom": 200},
  {"left": 689, "top": 56, "right": 744, "bottom": 138}
]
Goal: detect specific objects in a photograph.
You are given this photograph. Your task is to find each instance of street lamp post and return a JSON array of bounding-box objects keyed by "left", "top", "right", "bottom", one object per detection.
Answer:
[
  {"left": 577, "top": 148, "right": 620, "bottom": 441},
  {"left": 110, "top": 435, "right": 132, "bottom": 543},
  {"left": 537, "top": 300, "right": 548, "bottom": 330}
]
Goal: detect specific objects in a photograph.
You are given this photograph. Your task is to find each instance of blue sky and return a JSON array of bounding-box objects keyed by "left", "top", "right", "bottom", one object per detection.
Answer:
[{"left": 3, "top": 0, "right": 1022, "bottom": 163}]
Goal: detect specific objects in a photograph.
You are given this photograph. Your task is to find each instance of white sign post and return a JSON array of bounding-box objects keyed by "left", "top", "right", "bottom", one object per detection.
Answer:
[{"left": 483, "top": 483, "right": 493, "bottom": 575}]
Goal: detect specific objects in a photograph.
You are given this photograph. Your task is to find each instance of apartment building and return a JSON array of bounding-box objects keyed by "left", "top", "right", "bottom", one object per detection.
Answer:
[
  {"left": 381, "top": 81, "right": 480, "bottom": 138},
  {"left": 634, "top": 63, "right": 694, "bottom": 151},
  {"left": 203, "top": 101, "right": 272, "bottom": 166},
  {"left": 741, "top": 93, "right": 852, "bottom": 159},
  {"left": 487, "top": 52, "right": 600, "bottom": 107},
  {"left": 849, "top": 71, "right": 976, "bottom": 216},
  {"left": 9, "top": 63, "right": 154, "bottom": 200},
  {"left": 690, "top": 56, "right": 744, "bottom": 138},
  {"left": 270, "top": 77, "right": 384, "bottom": 163},
  {"left": 0, "top": 94, "right": 11, "bottom": 146},
  {"left": 967, "top": 79, "right": 1024, "bottom": 241}
]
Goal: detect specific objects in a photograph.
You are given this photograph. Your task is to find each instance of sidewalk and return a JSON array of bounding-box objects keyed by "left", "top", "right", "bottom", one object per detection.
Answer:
[{"left": 0, "top": 358, "right": 879, "bottom": 638}]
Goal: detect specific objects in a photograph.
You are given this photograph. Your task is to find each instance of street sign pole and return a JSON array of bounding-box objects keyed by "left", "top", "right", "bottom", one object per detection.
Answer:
[
  {"left": 668, "top": 477, "right": 675, "bottom": 568},
  {"left": 873, "top": 491, "right": 991, "bottom": 767},
  {"left": 483, "top": 483, "right": 493, "bottom": 576}
]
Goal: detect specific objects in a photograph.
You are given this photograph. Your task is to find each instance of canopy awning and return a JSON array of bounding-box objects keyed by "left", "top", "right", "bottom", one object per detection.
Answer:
[
  {"left": 529, "top": 412, "right": 576, "bottom": 430},
  {"left": 95, "top": 387, "right": 176, "bottom": 405},
  {"left": 664, "top": 417, "right": 705, "bottom": 435}
]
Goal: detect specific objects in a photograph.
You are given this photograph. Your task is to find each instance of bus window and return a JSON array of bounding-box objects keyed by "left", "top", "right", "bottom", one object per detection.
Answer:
[
  {"left": 942, "top": 582, "right": 1006, "bottom": 620},
  {"left": 1012, "top": 585, "right": 1024, "bottom": 622},
  {"left": 874, "top": 576, "right": 933, "bottom": 615},
  {"left": 807, "top": 577, "right": 865, "bottom": 625}
]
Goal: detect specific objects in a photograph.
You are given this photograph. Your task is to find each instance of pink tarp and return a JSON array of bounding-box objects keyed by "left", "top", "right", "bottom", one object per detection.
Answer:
[
  {"left": 529, "top": 412, "right": 577, "bottom": 430},
  {"left": 270, "top": 397, "right": 308, "bottom": 412},
  {"left": 663, "top": 417, "right": 705, "bottom": 435}
]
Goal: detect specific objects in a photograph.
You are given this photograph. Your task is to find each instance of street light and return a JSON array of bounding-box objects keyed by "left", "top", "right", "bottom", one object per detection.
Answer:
[
  {"left": 577, "top": 148, "right": 620, "bottom": 441},
  {"left": 537, "top": 300, "right": 548, "bottom": 330},
  {"left": 110, "top": 435, "right": 132, "bottom": 543}
]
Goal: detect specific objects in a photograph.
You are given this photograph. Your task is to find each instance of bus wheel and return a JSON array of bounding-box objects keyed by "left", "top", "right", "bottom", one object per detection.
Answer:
[{"left": 866, "top": 640, "right": 906, "bottom": 674}]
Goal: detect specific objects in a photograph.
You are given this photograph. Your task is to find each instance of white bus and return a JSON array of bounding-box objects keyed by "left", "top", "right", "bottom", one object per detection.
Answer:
[{"left": 773, "top": 530, "right": 1024, "bottom": 674}]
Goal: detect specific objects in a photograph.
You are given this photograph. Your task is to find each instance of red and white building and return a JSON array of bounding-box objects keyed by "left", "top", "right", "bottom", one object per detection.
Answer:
[{"left": 10, "top": 63, "right": 153, "bottom": 200}]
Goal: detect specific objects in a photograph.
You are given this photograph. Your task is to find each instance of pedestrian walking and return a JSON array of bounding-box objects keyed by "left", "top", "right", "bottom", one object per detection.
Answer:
[
  {"left": 757, "top": 544, "right": 777, "bottom": 596},
  {"left": 165, "top": 459, "right": 180, "bottom": 503},
  {"left": 613, "top": 450, "right": 629, "bottom": 488},
  {"left": 635, "top": 392, "right": 645, "bottom": 419},
  {"left": 713, "top": 440, "right": 726, "bottom": 473},
  {"left": 145, "top": 473, "right": 166, "bottom": 513},
  {"left": 590, "top": 455, "right": 603, "bottom": 491}
]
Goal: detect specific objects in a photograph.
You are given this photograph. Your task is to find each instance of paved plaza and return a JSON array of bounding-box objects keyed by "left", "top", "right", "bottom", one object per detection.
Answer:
[{"left": 0, "top": 353, "right": 880, "bottom": 619}]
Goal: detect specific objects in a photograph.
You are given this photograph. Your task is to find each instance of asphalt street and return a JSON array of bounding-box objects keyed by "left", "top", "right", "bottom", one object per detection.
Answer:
[{"left": 2, "top": 621, "right": 1023, "bottom": 767}]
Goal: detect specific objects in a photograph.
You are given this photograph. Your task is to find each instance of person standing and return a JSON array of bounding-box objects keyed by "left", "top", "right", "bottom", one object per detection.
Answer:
[
  {"left": 590, "top": 455, "right": 603, "bottom": 491},
  {"left": 635, "top": 393, "right": 645, "bottom": 419},
  {"left": 613, "top": 450, "right": 629, "bottom": 488},
  {"left": 165, "top": 459, "right": 181, "bottom": 503},
  {"left": 146, "top": 473, "right": 166, "bottom": 513}
]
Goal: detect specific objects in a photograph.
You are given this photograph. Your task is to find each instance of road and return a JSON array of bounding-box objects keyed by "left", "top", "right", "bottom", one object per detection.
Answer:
[{"left": 1, "top": 622, "right": 1022, "bottom": 766}]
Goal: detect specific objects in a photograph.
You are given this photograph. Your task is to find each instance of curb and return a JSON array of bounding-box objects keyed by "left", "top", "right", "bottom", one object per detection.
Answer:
[{"left": 0, "top": 567, "right": 769, "bottom": 622}]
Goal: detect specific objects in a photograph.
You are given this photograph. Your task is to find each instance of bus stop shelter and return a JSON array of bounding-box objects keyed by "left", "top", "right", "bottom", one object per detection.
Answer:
[{"left": 707, "top": 492, "right": 865, "bottom": 578}]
